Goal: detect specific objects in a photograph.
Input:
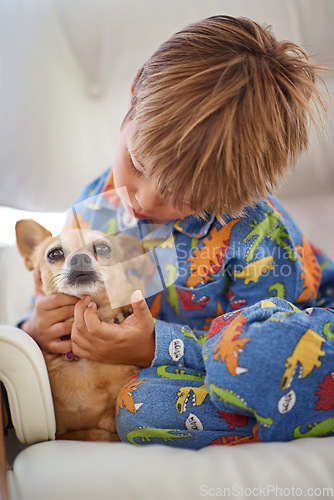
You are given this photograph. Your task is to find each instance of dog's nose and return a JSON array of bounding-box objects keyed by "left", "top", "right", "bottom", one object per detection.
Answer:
[{"left": 69, "top": 253, "right": 93, "bottom": 271}]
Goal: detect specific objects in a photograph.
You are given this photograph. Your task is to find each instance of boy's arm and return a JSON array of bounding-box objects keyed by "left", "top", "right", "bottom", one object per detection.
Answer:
[
  {"left": 152, "top": 318, "right": 206, "bottom": 372},
  {"left": 224, "top": 198, "right": 324, "bottom": 310}
]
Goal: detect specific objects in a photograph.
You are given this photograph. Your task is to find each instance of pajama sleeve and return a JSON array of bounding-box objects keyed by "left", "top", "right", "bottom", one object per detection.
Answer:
[{"left": 152, "top": 319, "right": 206, "bottom": 373}]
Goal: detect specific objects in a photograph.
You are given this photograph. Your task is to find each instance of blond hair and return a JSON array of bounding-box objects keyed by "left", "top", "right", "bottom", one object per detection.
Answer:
[{"left": 124, "top": 15, "right": 326, "bottom": 221}]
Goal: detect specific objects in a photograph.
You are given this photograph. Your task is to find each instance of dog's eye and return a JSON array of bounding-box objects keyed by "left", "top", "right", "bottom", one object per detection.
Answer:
[
  {"left": 93, "top": 242, "right": 112, "bottom": 257},
  {"left": 47, "top": 248, "right": 64, "bottom": 261}
]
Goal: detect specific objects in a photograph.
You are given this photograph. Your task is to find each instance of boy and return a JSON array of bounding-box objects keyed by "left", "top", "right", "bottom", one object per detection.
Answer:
[{"left": 21, "top": 16, "right": 334, "bottom": 448}]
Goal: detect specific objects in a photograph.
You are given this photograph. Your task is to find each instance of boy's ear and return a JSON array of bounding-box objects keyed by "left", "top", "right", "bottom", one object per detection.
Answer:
[{"left": 15, "top": 219, "right": 52, "bottom": 270}]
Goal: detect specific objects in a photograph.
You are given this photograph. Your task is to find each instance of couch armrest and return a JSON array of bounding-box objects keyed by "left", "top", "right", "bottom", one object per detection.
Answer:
[
  {"left": 0, "top": 245, "right": 34, "bottom": 326},
  {"left": 0, "top": 326, "right": 55, "bottom": 444}
]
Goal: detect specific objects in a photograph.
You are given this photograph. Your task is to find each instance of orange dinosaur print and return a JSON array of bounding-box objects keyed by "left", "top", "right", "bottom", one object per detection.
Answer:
[
  {"left": 186, "top": 219, "right": 240, "bottom": 288},
  {"left": 264, "top": 197, "right": 282, "bottom": 216},
  {"left": 63, "top": 211, "right": 91, "bottom": 231},
  {"left": 296, "top": 236, "right": 322, "bottom": 302},
  {"left": 213, "top": 313, "right": 250, "bottom": 375},
  {"left": 116, "top": 378, "right": 145, "bottom": 415},
  {"left": 150, "top": 292, "right": 163, "bottom": 318}
]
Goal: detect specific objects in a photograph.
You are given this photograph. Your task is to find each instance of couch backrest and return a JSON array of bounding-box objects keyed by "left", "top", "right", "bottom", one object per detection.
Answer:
[{"left": 0, "top": 0, "right": 333, "bottom": 212}]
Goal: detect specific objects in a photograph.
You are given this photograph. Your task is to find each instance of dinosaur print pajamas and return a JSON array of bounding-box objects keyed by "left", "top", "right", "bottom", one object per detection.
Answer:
[{"left": 68, "top": 168, "right": 334, "bottom": 449}]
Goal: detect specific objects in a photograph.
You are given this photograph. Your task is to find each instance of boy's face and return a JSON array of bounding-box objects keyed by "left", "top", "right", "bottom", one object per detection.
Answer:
[{"left": 113, "top": 121, "right": 194, "bottom": 222}]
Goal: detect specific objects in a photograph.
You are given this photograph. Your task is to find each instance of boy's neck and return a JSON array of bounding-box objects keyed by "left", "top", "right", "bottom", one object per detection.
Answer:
[{"left": 149, "top": 218, "right": 164, "bottom": 225}]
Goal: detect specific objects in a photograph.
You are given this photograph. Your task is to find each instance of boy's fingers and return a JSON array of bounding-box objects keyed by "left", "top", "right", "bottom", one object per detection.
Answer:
[
  {"left": 131, "top": 290, "right": 152, "bottom": 325},
  {"left": 73, "top": 295, "right": 91, "bottom": 330},
  {"left": 50, "top": 339, "right": 72, "bottom": 355},
  {"left": 84, "top": 302, "right": 101, "bottom": 332},
  {"left": 33, "top": 268, "right": 44, "bottom": 295}
]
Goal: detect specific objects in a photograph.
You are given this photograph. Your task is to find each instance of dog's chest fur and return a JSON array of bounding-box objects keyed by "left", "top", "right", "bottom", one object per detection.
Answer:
[{"left": 44, "top": 304, "right": 137, "bottom": 440}]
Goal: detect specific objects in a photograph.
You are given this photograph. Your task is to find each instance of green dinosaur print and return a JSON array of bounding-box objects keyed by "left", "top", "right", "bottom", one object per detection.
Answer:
[
  {"left": 127, "top": 427, "right": 193, "bottom": 445},
  {"left": 156, "top": 365, "right": 205, "bottom": 381},
  {"left": 323, "top": 322, "right": 334, "bottom": 340},
  {"left": 165, "top": 264, "right": 180, "bottom": 316},
  {"left": 320, "top": 259, "right": 333, "bottom": 271},
  {"left": 243, "top": 211, "right": 295, "bottom": 263},
  {"left": 268, "top": 282, "right": 286, "bottom": 299},
  {"left": 243, "top": 211, "right": 280, "bottom": 261},
  {"left": 105, "top": 217, "right": 117, "bottom": 236},
  {"left": 268, "top": 225, "right": 297, "bottom": 262},
  {"left": 293, "top": 417, "right": 334, "bottom": 439},
  {"left": 209, "top": 383, "right": 274, "bottom": 427},
  {"left": 84, "top": 201, "right": 101, "bottom": 210},
  {"left": 190, "top": 237, "right": 197, "bottom": 249},
  {"left": 285, "top": 301, "right": 302, "bottom": 313},
  {"left": 181, "top": 327, "right": 206, "bottom": 347}
]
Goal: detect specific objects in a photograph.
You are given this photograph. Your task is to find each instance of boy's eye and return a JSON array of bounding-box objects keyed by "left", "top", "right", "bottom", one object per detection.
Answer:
[
  {"left": 129, "top": 159, "right": 144, "bottom": 178},
  {"left": 93, "top": 242, "right": 112, "bottom": 257},
  {"left": 47, "top": 248, "right": 64, "bottom": 261},
  {"left": 127, "top": 151, "right": 146, "bottom": 178}
]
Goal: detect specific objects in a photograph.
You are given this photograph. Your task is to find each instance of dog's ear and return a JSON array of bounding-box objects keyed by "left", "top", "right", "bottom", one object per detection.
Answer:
[
  {"left": 15, "top": 219, "right": 52, "bottom": 270},
  {"left": 115, "top": 233, "right": 155, "bottom": 276}
]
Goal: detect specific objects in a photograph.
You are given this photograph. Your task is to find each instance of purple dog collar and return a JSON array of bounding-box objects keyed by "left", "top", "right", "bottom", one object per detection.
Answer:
[{"left": 63, "top": 351, "right": 80, "bottom": 362}]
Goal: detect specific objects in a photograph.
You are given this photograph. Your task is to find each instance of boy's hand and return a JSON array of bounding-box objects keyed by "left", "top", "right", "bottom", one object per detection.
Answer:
[
  {"left": 71, "top": 290, "right": 155, "bottom": 367},
  {"left": 20, "top": 269, "right": 79, "bottom": 354}
]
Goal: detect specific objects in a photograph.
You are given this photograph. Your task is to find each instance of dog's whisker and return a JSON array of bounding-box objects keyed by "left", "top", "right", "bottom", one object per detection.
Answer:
[
  {"left": 49, "top": 272, "right": 64, "bottom": 281},
  {"left": 49, "top": 272, "right": 67, "bottom": 287}
]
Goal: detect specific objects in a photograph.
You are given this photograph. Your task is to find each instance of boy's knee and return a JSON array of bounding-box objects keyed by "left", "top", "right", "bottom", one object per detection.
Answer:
[
  {"left": 115, "top": 366, "right": 219, "bottom": 445},
  {"left": 204, "top": 298, "right": 294, "bottom": 365},
  {"left": 204, "top": 298, "right": 334, "bottom": 408},
  {"left": 204, "top": 300, "right": 334, "bottom": 442},
  {"left": 115, "top": 367, "right": 191, "bottom": 441},
  {"left": 204, "top": 297, "right": 333, "bottom": 391}
]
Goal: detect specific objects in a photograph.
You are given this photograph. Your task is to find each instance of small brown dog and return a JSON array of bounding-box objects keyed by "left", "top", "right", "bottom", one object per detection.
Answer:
[{"left": 16, "top": 219, "right": 154, "bottom": 441}]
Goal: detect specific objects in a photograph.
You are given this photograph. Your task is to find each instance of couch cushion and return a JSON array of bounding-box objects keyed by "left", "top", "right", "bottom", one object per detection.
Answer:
[{"left": 8, "top": 437, "right": 334, "bottom": 500}]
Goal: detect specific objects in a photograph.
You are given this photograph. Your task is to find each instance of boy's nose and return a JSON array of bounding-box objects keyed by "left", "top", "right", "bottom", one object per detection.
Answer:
[{"left": 135, "top": 186, "right": 163, "bottom": 212}]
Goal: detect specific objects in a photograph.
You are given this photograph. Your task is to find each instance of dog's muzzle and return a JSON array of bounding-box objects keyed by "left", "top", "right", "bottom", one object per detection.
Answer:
[
  {"left": 69, "top": 253, "right": 93, "bottom": 271},
  {"left": 67, "top": 253, "right": 97, "bottom": 286}
]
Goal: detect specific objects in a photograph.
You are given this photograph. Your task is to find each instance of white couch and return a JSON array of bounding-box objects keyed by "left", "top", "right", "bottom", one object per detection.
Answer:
[{"left": 0, "top": 1, "right": 333, "bottom": 499}]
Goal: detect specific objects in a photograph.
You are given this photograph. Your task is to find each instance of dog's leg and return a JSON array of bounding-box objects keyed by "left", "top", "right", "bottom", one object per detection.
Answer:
[
  {"left": 56, "top": 428, "right": 120, "bottom": 442},
  {"left": 97, "top": 407, "right": 117, "bottom": 434}
]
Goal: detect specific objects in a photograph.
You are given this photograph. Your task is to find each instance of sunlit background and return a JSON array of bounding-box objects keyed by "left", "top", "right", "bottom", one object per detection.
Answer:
[{"left": 0, "top": 207, "right": 66, "bottom": 246}]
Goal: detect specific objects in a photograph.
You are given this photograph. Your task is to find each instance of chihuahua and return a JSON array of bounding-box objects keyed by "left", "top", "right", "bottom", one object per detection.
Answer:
[{"left": 16, "top": 219, "right": 154, "bottom": 441}]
